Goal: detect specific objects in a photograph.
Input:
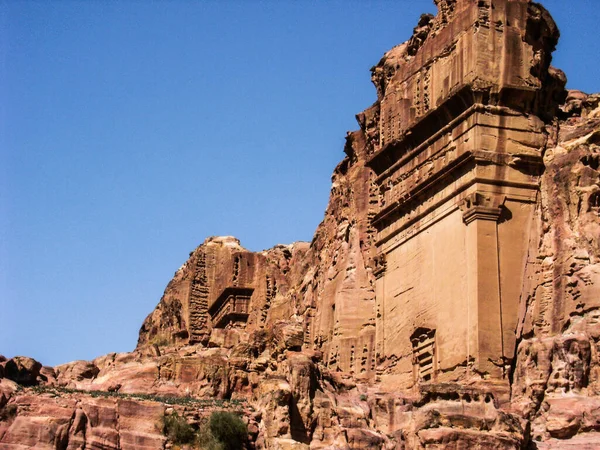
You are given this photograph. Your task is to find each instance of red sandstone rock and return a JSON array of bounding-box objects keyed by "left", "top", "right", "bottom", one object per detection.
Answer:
[
  {"left": 0, "top": 392, "right": 166, "bottom": 450},
  {"left": 56, "top": 360, "right": 100, "bottom": 385},
  {"left": 3, "top": 1, "right": 600, "bottom": 449},
  {"left": 2, "top": 357, "right": 42, "bottom": 386},
  {"left": 0, "top": 380, "right": 18, "bottom": 410}
]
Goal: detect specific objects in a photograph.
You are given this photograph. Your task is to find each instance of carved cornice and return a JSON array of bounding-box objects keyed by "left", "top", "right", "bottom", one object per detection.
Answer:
[
  {"left": 372, "top": 146, "right": 540, "bottom": 234},
  {"left": 459, "top": 192, "right": 502, "bottom": 224}
]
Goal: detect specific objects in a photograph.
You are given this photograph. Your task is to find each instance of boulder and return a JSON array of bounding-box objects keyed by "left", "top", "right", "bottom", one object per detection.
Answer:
[
  {"left": 56, "top": 360, "right": 100, "bottom": 385},
  {"left": 3, "top": 357, "right": 42, "bottom": 386}
]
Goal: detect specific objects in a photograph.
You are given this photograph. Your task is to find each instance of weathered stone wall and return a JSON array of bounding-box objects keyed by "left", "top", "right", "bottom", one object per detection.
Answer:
[
  {"left": 367, "top": 0, "right": 567, "bottom": 394},
  {"left": 137, "top": 237, "right": 310, "bottom": 349},
  {"left": 299, "top": 127, "right": 379, "bottom": 380},
  {"left": 511, "top": 93, "right": 600, "bottom": 443}
]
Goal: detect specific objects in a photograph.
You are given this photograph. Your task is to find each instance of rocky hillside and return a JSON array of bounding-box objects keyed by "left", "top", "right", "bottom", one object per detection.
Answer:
[{"left": 2, "top": 1, "right": 600, "bottom": 449}]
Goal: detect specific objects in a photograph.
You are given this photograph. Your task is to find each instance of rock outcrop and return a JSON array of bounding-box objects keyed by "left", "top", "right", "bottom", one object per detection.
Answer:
[
  {"left": 2, "top": 1, "right": 600, "bottom": 449},
  {"left": 511, "top": 93, "right": 600, "bottom": 445}
]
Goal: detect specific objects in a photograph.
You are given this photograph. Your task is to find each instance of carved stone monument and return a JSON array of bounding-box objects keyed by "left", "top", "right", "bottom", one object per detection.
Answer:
[{"left": 368, "top": 0, "right": 565, "bottom": 388}]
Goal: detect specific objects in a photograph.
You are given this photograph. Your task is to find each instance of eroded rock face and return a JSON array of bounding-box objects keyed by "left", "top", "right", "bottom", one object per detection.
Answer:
[
  {"left": 511, "top": 93, "right": 600, "bottom": 443},
  {"left": 0, "top": 392, "right": 166, "bottom": 450},
  {"left": 2, "top": 1, "right": 600, "bottom": 449},
  {"left": 137, "top": 236, "right": 311, "bottom": 350},
  {"left": 2, "top": 357, "right": 42, "bottom": 386}
]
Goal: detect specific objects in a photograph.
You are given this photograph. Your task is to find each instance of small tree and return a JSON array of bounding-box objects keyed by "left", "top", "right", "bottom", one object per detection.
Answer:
[
  {"left": 196, "top": 422, "right": 223, "bottom": 450},
  {"left": 163, "top": 411, "right": 195, "bottom": 445},
  {"left": 208, "top": 411, "right": 247, "bottom": 450}
]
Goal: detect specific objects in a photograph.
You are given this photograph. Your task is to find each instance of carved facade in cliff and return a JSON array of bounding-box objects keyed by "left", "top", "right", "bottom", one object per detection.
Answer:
[
  {"left": 137, "top": 236, "right": 311, "bottom": 348},
  {"left": 136, "top": 2, "right": 569, "bottom": 394},
  {"left": 368, "top": 0, "right": 565, "bottom": 389},
  {"left": 209, "top": 287, "right": 253, "bottom": 328}
]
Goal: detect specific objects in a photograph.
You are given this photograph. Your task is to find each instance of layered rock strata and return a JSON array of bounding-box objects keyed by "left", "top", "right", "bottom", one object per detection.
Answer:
[{"left": 2, "top": 1, "right": 600, "bottom": 449}]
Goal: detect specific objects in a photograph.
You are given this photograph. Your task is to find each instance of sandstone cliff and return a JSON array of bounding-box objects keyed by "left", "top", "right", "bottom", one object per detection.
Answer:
[{"left": 2, "top": 1, "right": 600, "bottom": 449}]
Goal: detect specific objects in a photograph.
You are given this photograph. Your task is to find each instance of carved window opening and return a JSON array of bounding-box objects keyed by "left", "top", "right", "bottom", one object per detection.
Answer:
[{"left": 411, "top": 328, "right": 436, "bottom": 383}]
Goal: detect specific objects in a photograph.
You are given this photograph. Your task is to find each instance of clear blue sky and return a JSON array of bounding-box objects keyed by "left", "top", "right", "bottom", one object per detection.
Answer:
[{"left": 2, "top": 0, "right": 598, "bottom": 367}]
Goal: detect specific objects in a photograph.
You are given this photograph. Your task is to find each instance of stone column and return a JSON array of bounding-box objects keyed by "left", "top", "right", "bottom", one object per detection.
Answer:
[
  {"left": 461, "top": 192, "right": 504, "bottom": 378},
  {"left": 373, "top": 254, "right": 387, "bottom": 363}
]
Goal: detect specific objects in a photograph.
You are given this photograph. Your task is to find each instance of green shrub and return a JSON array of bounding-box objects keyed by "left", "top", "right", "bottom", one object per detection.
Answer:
[
  {"left": 208, "top": 411, "right": 247, "bottom": 450},
  {"left": 196, "top": 422, "right": 224, "bottom": 450},
  {"left": 163, "top": 411, "right": 195, "bottom": 445},
  {"left": 150, "top": 335, "right": 170, "bottom": 347}
]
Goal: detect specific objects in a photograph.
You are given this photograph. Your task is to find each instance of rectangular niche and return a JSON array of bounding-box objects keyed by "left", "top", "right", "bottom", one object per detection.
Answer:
[
  {"left": 411, "top": 328, "right": 436, "bottom": 383},
  {"left": 209, "top": 287, "right": 254, "bottom": 329}
]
